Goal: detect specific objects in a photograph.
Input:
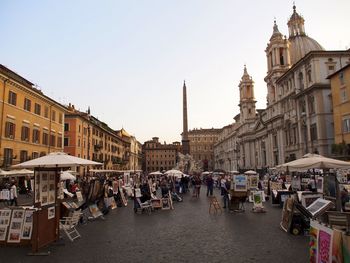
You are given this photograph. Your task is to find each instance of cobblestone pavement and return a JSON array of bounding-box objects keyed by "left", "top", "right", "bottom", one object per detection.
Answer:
[{"left": 1, "top": 188, "right": 309, "bottom": 263}]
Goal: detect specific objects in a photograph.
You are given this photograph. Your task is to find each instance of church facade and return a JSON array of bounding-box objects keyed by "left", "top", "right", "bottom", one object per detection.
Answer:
[{"left": 214, "top": 5, "right": 350, "bottom": 172}]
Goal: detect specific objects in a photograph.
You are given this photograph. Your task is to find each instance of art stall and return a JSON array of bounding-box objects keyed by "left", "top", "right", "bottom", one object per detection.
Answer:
[
  {"left": 229, "top": 174, "right": 248, "bottom": 212},
  {"left": 0, "top": 152, "right": 102, "bottom": 254},
  {"left": 245, "top": 171, "right": 266, "bottom": 212}
]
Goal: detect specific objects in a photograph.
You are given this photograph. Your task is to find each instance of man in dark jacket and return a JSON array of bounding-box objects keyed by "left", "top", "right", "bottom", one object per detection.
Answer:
[{"left": 206, "top": 175, "right": 214, "bottom": 196}]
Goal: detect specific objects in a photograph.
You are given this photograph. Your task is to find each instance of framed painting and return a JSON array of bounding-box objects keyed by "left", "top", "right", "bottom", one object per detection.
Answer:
[
  {"left": 301, "top": 193, "right": 323, "bottom": 208},
  {"left": 161, "top": 198, "right": 170, "bottom": 210},
  {"left": 234, "top": 175, "right": 247, "bottom": 192},
  {"left": 151, "top": 199, "right": 162, "bottom": 209},
  {"left": 48, "top": 206, "right": 55, "bottom": 220}
]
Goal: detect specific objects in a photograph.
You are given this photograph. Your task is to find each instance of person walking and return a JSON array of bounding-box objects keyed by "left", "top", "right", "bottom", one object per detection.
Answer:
[
  {"left": 206, "top": 175, "right": 214, "bottom": 197},
  {"left": 10, "top": 181, "right": 18, "bottom": 206}
]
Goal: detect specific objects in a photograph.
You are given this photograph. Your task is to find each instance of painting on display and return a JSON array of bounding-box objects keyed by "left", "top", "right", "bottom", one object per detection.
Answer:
[
  {"left": 48, "top": 172, "right": 56, "bottom": 205},
  {"left": 301, "top": 193, "right": 323, "bottom": 208},
  {"left": 0, "top": 209, "right": 12, "bottom": 226},
  {"left": 119, "top": 187, "right": 128, "bottom": 207},
  {"left": 48, "top": 206, "right": 55, "bottom": 220},
  {"left": 0, "top": 226, "right": 8, "bottom": 241},
  {"left": 280, "top": 198, "right": 294, "bottom": 233},
  {"left": 306, "top": 198, "right": 333, "bottom": 217},
  {"left": 316, "top": 176, "right": 324, "bottom": 194},
  {"left": 20, "top": 210, "right": 33, "bottom": 240},
  {"left": 7, "top": 209, "right": 24, "bottom": 243},
  {"left": 249, "top": 176, "right": 259, "bottom": 189},
  {"left": 234, "top": 175, "right": 247, "bottom": 192},
  {"left": 161, "top": 198, "right": 170, "bottom": 210},
  {"left": 291, "top": 176, "right": 301, "bottom": 190},
  {"left": 252, "top": 191, "right": 263, "bottom": 208}
]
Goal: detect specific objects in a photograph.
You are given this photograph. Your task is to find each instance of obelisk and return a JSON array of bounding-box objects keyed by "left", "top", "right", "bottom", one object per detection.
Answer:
[{"left": 182, "top": 81, "right": 190, "bottom": 155}]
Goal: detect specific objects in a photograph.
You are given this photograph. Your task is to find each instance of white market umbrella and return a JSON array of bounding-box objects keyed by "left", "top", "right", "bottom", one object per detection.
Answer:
[
  {"left": 12, "top": 152, "right": 102, "bottom": 169},
  {"left": 276, "top": 153, "right": 350, "bottom": 172},
  {"left": 244, "top": 170, "right": 257, "bottom": 175},
  {"left": 202, "top": 171, "right": 210, "bottom": 175},
  {"left": 149, "top": 171, "right": 163, "bottom": 176},
  {"left": 60, "top": 171, "right": 76, "bottom": 181},
  {"left": 164, "top": 169, "right": 183, "bottom": 176},
  {"left": 230, "top": 170, "right": 240, "bottom": 174}
]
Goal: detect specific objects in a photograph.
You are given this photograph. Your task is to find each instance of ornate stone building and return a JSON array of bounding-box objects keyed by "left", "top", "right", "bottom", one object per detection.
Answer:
[
  {"left": 0, "top": 64, "right": 65, "bottom": 168},
  {"left": 214, "top": 5, "right": 350, "bottom": 171}
]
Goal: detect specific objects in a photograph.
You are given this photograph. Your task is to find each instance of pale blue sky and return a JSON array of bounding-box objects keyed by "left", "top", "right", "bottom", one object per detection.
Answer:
[{"left": 1, "top": 1, "right": 350, "bottom": 143}]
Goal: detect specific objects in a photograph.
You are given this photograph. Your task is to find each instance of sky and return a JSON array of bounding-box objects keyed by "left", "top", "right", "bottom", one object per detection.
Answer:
[{"left": 1, "top": 0, "right": 350, "bottom": 144}]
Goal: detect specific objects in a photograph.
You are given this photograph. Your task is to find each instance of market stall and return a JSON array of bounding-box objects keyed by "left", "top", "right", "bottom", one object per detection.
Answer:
[{"left": 2, "top": 152, "right": 101, "bottom": 253}]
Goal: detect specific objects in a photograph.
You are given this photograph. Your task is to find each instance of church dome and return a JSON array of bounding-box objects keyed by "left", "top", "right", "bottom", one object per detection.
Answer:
[
  {"left": 289, "top": 35, "right": 324, "bottom": 65},
  {"left": 287, "top": 4, "right": 324, "bottom": 65}
]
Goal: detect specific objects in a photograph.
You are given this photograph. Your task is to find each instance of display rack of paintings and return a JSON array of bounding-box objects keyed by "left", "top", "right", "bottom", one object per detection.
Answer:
[
  {"left": 20, "top": 210, "right": 33, "bottom": 240},
  {"left": 35, "top": 171, "right": 56, "bottom": 206},
  {"left": 7, "top": 209, "right": 24, "bottom": 243},
  {"left": 0, "top": 209, "right": 12, "bottom": 241}
]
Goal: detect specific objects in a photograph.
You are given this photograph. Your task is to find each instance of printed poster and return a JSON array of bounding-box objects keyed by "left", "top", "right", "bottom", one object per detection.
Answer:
[
  {"left": 318, "top": 229, "right": 332, "bottom": 263},
  {"left": 309, "top": 224, "right": 318, "bottom": 263}
]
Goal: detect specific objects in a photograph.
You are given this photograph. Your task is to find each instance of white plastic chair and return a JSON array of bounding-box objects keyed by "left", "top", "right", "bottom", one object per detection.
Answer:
[{"left": 59, "top": 210, "right": 82, "bottom": 241}]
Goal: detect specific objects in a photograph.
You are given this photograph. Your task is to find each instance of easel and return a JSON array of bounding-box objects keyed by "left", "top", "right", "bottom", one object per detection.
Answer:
[{"left": 209, "top": 196, "right": 222, "bottom": 214}]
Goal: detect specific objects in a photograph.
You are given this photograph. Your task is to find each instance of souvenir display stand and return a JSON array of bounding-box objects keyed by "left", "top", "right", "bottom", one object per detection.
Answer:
[
  {"left": 4, "top": 152, "right": 102, "bottom": 254},
  {"left": 0, "top": 168, "right": 59, "bottom": 253}
]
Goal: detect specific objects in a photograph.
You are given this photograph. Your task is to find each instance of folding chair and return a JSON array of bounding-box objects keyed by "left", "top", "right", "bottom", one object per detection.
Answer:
[
  {"left": 135, "top": 198, "right": 152, "bottom": 215},
  {"left": 59, "top": 210, "right": 82, "bottom": 241}
]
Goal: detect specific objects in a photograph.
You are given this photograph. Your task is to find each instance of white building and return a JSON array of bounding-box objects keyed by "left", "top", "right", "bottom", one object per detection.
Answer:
[{"left": 214, "top": 5, "right": 350, "bottom": 172}]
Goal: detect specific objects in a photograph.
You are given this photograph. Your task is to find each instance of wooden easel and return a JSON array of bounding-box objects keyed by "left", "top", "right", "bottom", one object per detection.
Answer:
[{"left": 209, "top": 196, "right": 222, "bottom": 214}]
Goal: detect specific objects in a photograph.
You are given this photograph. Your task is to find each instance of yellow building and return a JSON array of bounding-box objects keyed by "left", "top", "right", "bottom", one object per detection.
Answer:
[
  {"left": 0, "top": 64, "right": 65, "bottom": 168},
  {"left": 328, "top": 63, "right": 350, "bottom": 157}
]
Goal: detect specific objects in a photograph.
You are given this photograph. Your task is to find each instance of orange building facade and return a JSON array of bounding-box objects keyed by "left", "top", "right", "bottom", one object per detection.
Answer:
[{"left": 0, "top": 64, "right": 65, "bottom": 168}]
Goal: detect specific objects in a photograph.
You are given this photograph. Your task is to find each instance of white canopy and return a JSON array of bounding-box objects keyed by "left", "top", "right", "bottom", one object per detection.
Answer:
[
  {"left": 12, "top": 152, "right": 102, "bottom": 169},
  {"left": 149, "top": 171, "right": 163, "bottom": 176},
  {"left": 60, "top": 171, "right": 76, "bottom": 181},
  {"left": 229, "top": 170, "right": 240, "bottom": 174},
  {"left": 244, "top": 170, "right": 257, "bottom": 175},
  {"left": 201, "top": 171, "right": 211, "bottom": 175},
  {"left": 164, "top": 169, "right": 183, "bottom": 176},
  {"left": 276, "top": 153, "right": 350, "bottom": 172},
  {"left": 0, "top": 169, "right": 34, "bottom": 177}
]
